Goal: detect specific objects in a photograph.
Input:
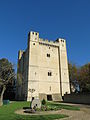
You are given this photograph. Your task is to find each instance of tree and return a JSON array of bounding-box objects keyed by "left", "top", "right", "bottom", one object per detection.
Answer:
[
  {"left": 78, "top": 63, "right": 90, "bottom": 92},
  {"left": 0, "top": 58, "right": 15, "bottom": 105},
  {"left": 68, "top": 62, "right": 90, "bottom": 93},
  {"left": 68, "top": 62, "right": 79, "bottom": 93}
]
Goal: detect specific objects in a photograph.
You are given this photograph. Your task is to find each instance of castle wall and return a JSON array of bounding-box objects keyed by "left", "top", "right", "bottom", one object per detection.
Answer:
[
  {"left": 17, "top": 31, "right": 70, "bottom": 101},
  {"left": 16, "top": 49, "right": 28, "bottom": 100},
  {"left": 58, "top": 39, "right": 70, "bottom": 96},
  {"left": 27, "top": 32, "right": 61, "bottom": 101}
]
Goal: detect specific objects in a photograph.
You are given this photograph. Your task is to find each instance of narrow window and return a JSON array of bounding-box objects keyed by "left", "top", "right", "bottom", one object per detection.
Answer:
[
  {"left": 50, "top": 86, "right": 51, "bottom": 91},
  {"left": 50, "top": 72, "right": 52, "bottom": 76},
  {"left": 48, "top": 72, "right": 50, "bottom": 76},
  {"left": 35, "top": 72, "right": 37, "bottom": 75}
]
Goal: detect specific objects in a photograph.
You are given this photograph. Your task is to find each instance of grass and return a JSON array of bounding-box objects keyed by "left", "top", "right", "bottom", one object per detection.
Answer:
[
  {"left": 0, "top": 101, "right": 80, "bottom": 120},
  {"left": 15, "top": 114, "right": 67, "bottom": 120},
  {"left": 46, "top": 102, "right": 80, "bottom": 111}
]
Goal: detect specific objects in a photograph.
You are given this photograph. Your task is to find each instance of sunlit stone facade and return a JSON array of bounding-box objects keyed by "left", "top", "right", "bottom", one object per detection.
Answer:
[{"left": 16, "top": 31, "right": 70, "bottom": 101}]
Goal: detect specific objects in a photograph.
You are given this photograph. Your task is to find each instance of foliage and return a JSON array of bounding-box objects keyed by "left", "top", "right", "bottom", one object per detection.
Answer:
[
  {"left": 37, "top": 101, "right": 79, "bottom": 111},
  {"left": 41, "top": 99, "right": 46, "bottom": 105},
  {"left": 40, "top": 105, "right": 60, "bottom": 111},
  {"left": 77, "top": 63, "right": 90, "bottom": 92},
  {"left": 0, "top": 58, "right": 15, "bottom": 101},
  {"left": 0, "top": 58, "right": 15, "bottom": 86},
  {"left": 68, "top": 62, "right": 79, "bottom": 92},
  {"left": 68, "top": 62, "right": 90, "bottom": 93}
]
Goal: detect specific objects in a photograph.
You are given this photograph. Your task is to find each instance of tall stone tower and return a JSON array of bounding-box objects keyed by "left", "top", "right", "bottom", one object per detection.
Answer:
[{"left": 16, "top": 31, "right": 70, "bottom": 101}]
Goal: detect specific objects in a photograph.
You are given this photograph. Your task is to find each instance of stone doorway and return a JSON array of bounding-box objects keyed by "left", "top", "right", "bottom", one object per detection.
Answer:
[{"left": 47, "top": 95, "right": 52, "bottom": 101}]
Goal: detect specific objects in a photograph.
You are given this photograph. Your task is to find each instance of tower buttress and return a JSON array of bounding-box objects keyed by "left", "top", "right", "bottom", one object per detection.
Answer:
[{"left": 58, "top": 38, "right": 70, "bottom": 96}]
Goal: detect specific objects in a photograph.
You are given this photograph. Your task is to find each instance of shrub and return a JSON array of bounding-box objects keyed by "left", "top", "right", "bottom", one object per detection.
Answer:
[{"left": 42, "top": 99, "right": 46, "bottom": 105}]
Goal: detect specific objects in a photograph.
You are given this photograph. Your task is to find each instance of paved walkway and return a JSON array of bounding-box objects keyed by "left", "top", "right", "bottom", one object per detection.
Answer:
[
  {"left": 60, "top": 108, "right": 90, "bottom": 120},
  {"left": 59, "top": 103, "right": 90, "bottom": 120},
  {"left": 60, "top": 103, "right": 90, "bottom": 120}
]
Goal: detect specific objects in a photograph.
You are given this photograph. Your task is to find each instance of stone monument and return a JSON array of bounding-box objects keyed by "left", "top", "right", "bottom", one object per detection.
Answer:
[{"left": 31, "top": 98, "right": 41, "bottom": 109}]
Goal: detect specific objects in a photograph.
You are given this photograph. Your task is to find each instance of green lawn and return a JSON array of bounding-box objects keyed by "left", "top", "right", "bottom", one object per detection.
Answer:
[
  {"left": 46, "top": 102, "right": 80, "bottom": 111},
  {"left": 0, "top": 101, "right": 80, "bottom": 120}
]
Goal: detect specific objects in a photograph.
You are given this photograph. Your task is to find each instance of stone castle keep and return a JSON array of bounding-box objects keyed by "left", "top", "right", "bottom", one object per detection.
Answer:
[{"left": 16, "top": 31, "right": 70, "bottom": 101}]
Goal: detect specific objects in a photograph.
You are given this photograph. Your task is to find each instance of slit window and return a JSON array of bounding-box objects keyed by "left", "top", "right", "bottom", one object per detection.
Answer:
[{"left": 50, "top": 86, "right": 51, "bottom": 91}]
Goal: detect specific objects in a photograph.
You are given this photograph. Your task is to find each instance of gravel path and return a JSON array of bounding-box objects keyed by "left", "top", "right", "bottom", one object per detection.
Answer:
[
  {"left": 59, "top": 103, "right": 90, "bottom": 120},
  {"left": 59, "top": 108, "right": 90, "bottom": 120}
]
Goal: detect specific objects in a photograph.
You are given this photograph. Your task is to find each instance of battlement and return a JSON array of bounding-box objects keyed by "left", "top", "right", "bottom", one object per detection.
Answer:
[
  {"left": 39, "top": 38, "right": 65, "bottom": 44},
  {"left": 28, "top": 31, "right": 66, "bottom": 47}
]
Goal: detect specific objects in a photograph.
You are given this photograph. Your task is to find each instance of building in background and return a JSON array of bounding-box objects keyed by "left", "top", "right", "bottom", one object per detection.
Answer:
[{"left": 16, "top": 31, "right": 70, "bottom": 101}]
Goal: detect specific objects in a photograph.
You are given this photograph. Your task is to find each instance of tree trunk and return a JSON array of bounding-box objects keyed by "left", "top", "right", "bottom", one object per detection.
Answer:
[{"left": 0, "top": 85, "right": 6, "bottom": 106}]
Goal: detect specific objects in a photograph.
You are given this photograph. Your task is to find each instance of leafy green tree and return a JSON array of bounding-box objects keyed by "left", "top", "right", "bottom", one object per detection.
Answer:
[
  {"left": 78, "top": 63, "right": 90, "bottom": 92},
  {"left": 68, "top": 62, "right": 79, "bottom": 93},
  {"left": 0, "top": 58, "right": 15, "bottom": 105},
  {"left": 68, "top": 62, "right": 90, "bottom": 93}
]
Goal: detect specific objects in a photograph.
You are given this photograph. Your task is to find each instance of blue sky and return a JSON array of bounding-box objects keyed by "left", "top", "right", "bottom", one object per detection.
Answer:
[{"left": 0, "top": 0, "right": 90, "bottom": 68}]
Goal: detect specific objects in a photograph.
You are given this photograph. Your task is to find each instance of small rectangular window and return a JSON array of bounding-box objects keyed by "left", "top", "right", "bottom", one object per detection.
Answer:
[
  {"left": 48, "top": 72, "right": 52, "bottom": 76},
  {"left": 47, "top": 54, "right": 50, "bottom": 57}
]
